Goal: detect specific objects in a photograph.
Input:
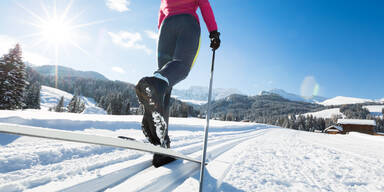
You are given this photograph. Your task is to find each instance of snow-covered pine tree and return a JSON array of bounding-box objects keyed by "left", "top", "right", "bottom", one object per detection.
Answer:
[
  {"left": 121, "top": 99, "right": 130, "bottom": 115},
  {"left": 0, "top": 44, "right": 27, "bottom": 109},
  {"left": 107, "top": 103, "right": 112, "bottom": 114},
  {"left": 24, "top": 82, "right": 41, "bottom": 109},
  {"left": 67, "top": 95, "right": 85, "bottom": 113},
  {"left": 55, "top": 96, "right": 65, "bottom": 112}
]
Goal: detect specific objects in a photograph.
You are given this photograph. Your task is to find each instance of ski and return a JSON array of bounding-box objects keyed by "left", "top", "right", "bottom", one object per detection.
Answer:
[
  {"left": 0, "top": 123, "right": 201, "bottom": 164},
  {"left": 117, "top": 136, "right": 137, "bottom": 141}
]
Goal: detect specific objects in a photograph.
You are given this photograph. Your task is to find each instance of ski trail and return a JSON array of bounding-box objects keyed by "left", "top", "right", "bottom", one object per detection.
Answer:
[
  {"left": 105, "top": 129, "right": 268, "bottom": 192},
  {"left": 35, "top": 129, "right": 265, "bottom": 192}
]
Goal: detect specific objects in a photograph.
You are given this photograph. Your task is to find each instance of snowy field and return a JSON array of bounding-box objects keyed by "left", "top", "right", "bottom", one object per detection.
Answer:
[
  {"left": 40, "top": 86, "right": 106, "bottom": 114},
  {"left": 302, "top": 108, "right": 345, "bottom": 119},
  {"left": 0, "top": 110, "right": 384, "bottom": 192}
]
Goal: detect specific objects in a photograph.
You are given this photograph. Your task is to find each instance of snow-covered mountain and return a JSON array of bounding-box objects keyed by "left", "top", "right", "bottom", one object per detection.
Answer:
[
  {"left": 33, "top": 65, "right": 108, "bottom": 81},
  {"left": 40, "top": 86, "right": 106, "bottom": 114},
  {"left": 259, "top": 89, "right": 327, "bottom": 103},
  {"left": 1, "top": 111, "right": 384, "bottom": 191},
  {"left": 320, "top": 96, "right": 373, "bottom": 106},
  {"left": 172, "top": 86, "right": 241, "bottom": 105}
]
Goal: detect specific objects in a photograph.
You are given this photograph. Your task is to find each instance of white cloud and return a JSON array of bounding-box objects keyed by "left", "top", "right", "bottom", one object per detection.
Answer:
[
  {"left": 112, "top": 66, "right": 125, "bottom": 74},
  {"left": 106, "top": 0, "right": 130, "bottom": 12},
  {"left": 144, "top": 30, "right": 159, "bottom": 40},
  {"left": 108, "top": 31, "right": 152, "bottom": 55},
  {"left": 0, "top": 35, "right": 50, "bottom": 66}
]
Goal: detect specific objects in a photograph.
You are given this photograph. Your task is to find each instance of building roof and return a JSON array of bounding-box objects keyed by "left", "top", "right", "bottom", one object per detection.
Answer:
[
  {"left": 337, "top": 119, "right": 376, "bottom": 126},
  {"left": 324, "top": 125, "right": 343, "bottom": 132}
]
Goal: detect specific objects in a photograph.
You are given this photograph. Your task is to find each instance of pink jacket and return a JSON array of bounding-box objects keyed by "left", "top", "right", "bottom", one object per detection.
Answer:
[{"left": 158, "top": 0, "right": 218, "bottom": 32}]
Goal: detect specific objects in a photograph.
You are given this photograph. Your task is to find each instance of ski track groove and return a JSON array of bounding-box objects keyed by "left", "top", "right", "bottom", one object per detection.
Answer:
[
  {"left": 104, "top": 129, "right": 269, "bottom": 192},
  {"left": 19, "top": 128, "right": 267, "bottom": 192}
]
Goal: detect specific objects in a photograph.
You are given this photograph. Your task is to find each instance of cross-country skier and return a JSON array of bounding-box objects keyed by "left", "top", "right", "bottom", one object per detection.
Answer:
[{"left": 135, "top": 0, "right": 221, "bottom": 167}]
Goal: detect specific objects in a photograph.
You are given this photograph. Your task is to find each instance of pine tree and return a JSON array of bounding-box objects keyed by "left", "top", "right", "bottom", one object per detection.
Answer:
[
  {"left": 107, "top": 103, "right": 112, "bottom": 114},
  {"left": 24, "top": 82, "right": 41, "bottom": 109},
  {"left": 0, "top": 44, "right": 27, "bottom": 109},
  {"left": 55, "top": 96, "right": 65, "bottom": 112},
  {"left": 68, "top": 95, "right": 85, "bottom": 113}
]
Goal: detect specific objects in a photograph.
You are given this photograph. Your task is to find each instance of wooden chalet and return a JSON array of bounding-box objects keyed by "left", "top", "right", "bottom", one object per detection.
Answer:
[
  {"left": 323, "top": 125, "right": 343, "bottom": 134},
  {"left": 336, "top": 119, "right": 376, "bottom": 135}
]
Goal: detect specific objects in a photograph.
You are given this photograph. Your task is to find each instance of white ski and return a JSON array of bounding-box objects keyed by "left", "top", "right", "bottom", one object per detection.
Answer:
[{"left": 0, "top": 123, "right": 201, "bottom": 164}]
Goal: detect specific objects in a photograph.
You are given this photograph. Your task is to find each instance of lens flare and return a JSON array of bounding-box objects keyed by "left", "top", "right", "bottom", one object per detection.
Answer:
[{"left": 300, "top": 76, "right": 320, "bottom": 99}]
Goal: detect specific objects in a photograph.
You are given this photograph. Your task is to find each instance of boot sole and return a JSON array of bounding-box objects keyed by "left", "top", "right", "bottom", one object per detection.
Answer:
[{"left": 135, "top": 78, "right": 167, "bottom": 146}]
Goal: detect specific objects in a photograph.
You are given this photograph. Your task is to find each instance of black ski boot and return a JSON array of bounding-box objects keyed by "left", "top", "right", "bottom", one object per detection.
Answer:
[
  {"left": 152, "top": 153, "right": 176, "bottom": 168},
  {"left": 136, "top": 76, "right": 176, "bottom": 167},
  {"left": 135, "top": 76, "right": 168, "bottom": 145}
]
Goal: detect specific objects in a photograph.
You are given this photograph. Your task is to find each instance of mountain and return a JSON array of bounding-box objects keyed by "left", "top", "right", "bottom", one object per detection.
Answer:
[
  {"left": 33, "top": 65, "right": 108, "bottom": 81},
  {"left": 172, "top": 86, "right": 241, "bottom": 104},
  {"left": 320, "top": 96, "right": 373, "bottom": 106},
  {"left": 208, "top": 93, "right": 324, "bottom": 121},
  {"left": 259, "top": 89, "right": 327, "bottom": 103}
]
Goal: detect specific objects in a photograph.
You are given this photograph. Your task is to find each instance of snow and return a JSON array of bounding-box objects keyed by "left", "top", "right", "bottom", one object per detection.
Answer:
[
  {"left": 40, "top": 86, "right": 106, "bottom": 114},
  {"left": 1, "top": 110, "right": 384, "bottom": 191},
  {"left": 320, "top": 96, "right": 373, "bottom": 106},
  {"left": 261, "top": 89, "right": 328, "bottom": 103},
  {"left": 324, "top": 125, "right": 343, "bottom": 132},
  {"left": 337, "top": 119, "right": 376, "bottom": 126},
  {"left": 178, "top": 98, "right": 207, "bottom": 105},
  {"left": 363, "top": 105, "right": 384, "bottom": 117},
  {"left": 302, "top": 108, "right": 345, "bottom": 119}
]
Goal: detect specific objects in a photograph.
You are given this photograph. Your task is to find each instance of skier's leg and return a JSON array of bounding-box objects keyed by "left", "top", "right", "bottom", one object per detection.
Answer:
[
  {"left": 136, "top": 17, "right": 176, "bottom": 146},
  {"left": 154, "top": 15, "right": 200, "bottom": 148},
  {"left": 155, "top": 14, "right": 201, "bottom": 87}
]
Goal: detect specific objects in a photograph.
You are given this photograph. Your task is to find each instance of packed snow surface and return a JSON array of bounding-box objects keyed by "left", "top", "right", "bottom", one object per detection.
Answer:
[
  {"left": 320, "top": 96, "right": 373, "bottom": 106},
  {"left": 1, "top": 110, "right": 384, "bottom": 191},
  {"left": 302, "top": 108, "right": 344, "bottom": 119}
]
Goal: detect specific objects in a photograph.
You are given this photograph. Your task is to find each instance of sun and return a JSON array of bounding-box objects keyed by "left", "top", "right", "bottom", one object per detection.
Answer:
[
  {"left": 17, "top": 0, "right": 112, "bottom": 88},
  {"left": 41, "top": 17, "right": 73, "bottom": 45}
]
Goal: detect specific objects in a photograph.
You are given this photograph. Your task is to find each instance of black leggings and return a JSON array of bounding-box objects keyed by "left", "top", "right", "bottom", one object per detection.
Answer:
[{"left": 156, "top": 14, "right": 201, "bottom": 87}]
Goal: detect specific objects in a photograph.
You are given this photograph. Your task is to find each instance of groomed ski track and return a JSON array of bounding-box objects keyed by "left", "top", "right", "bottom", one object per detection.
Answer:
[
  {"left": 1, "top": 111, "right": 384, "bottom": 191},
  {"left": 60, "top": 130, "right": 267, "bottom": 192},
  {"left": 0, "top": 111, "right": 272, "bottom": 192}
]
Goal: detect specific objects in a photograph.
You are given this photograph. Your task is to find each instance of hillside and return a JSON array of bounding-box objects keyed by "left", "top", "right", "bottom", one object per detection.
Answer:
[
  {"left": 260, "top": 88, "right": 328, "bottom": 103},
  {"left": 40, "top": 86, "right": 106, "bottom": 114},
  {"left": 208, "top": 93, "right": 324, "bottom": 121},
  {"left": 320, "top": 96, "right": 373, "bottom": 106},
  {"left": 172, "top": 86, "right": 240, "bottom": 104},
  {"left": 33, "top": 65, "right": 108, "bottom": 81}
]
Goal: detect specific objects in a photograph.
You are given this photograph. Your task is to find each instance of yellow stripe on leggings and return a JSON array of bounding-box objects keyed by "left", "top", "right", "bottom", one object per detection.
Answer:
[{"left": 190, "top": 36, "right": 201, "bottom": 69}]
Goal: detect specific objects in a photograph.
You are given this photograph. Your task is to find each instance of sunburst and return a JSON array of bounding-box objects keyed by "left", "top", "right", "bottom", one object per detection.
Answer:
[{"left": 17, "top": 0, "right": 112, "bottom": 88}]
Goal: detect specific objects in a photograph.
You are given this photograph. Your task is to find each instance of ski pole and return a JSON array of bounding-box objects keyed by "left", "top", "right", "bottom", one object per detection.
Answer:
[{"left": 199, "top": 49, "right": 216, "bottom": 192}]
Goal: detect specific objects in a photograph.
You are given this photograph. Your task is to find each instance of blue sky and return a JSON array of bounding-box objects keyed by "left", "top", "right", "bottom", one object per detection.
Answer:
[{"left": 0, "top": 0, "right": 383, "bottom": 99}]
